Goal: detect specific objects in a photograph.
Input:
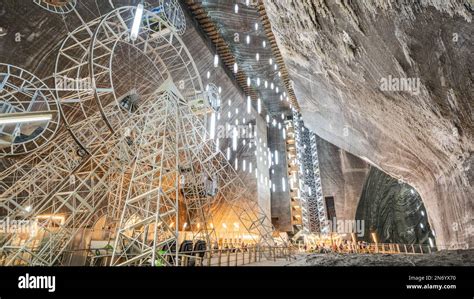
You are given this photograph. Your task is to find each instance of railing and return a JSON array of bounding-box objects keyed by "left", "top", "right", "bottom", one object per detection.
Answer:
[
  {"left": 304, "top": 242, "right": 435, "bottom": 255},
  {"left": 8, "top": 241, "right": 439, "bottom": 266},
  {"left": 85, "top": 246, "right": 294, "bottom": 267}
]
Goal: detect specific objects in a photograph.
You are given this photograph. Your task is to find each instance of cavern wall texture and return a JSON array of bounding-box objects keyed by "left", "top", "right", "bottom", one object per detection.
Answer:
[
  {"left": 264, "top": 0, "right": 473, "bottom": 248},
  {"left": 356, "top": 167, "right": 435, "bottom": 246},
  {"left": 315, "top": 136, "right": 370, "bottom": 223}
]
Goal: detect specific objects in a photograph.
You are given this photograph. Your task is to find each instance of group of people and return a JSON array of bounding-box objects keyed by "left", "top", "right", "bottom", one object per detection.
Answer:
[{"left": 303, "top": 239, "right": 372, "bottom": 254}]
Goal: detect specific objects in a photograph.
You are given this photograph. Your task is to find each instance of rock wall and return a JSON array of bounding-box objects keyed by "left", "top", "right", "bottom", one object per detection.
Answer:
[
  {"left": 355, "top": 167, "right": 435, "bottom": 246},
  {"left": 316, "top": 136, "right": 370, "bottom": 222},
  {"left": 264, "top": 0, "right": 473, "bottom": 248}
]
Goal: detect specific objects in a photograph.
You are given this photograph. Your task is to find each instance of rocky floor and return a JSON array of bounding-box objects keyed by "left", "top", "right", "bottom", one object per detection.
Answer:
[{"left": 287, "top": 250, "right": 474, "bottom": 266}]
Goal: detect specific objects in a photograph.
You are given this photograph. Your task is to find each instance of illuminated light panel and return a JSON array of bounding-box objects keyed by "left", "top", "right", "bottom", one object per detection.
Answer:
[{"left": 130, "top": 3, "right": 144, "bottom": 41}]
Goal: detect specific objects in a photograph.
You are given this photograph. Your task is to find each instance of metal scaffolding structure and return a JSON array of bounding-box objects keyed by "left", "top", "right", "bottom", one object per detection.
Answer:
[
  {"left": 310, "top": 133, "right": 329, "bottom": 234},
  {"left": 292, "top": 111, "right": 328, "bottom": 234},
  {"left": 33, "top": 0, "right": 77, "bottom": 14},
  {"left": 0, "top": 3, "right": 276, "bottom": 266},
  {"left": 0, "top": 63, "right": 61, "bottom": 157}
]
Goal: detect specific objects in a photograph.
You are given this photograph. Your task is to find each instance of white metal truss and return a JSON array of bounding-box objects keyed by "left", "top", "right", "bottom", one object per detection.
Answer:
[
  {"left": 150, "top": 0, "right": 187, "bottom": 36},
  {"left": 310, "top": 133, "right": 329, "bottom": 234},
  {"left": 292, "top": 111, "right": 328, "bottom": 234},
  {"left": 0, "top": 5, "right": 276, "bottom": 266},
  {"left": 0, "top": 64, "right": 61, "bottom": 157},
  {"left": 2, "top": 93, "right": 151, "bottom": 265},
  {"left": 33, "top": 0, "right": 77, "bottom": 14},
  {"left": 111, "top": 82, "right": 275, "bottom": 266}
]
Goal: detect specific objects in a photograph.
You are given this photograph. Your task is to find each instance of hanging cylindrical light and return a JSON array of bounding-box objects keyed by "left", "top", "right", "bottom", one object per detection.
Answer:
[{"left": 247, "top": 96, "right": 251, "bottom": 114}]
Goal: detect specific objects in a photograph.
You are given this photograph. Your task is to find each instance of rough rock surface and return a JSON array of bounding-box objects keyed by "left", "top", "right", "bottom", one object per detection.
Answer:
[
  {"left": 264, "top": 0, "right": 473, "bottom": 248},
  {"left": 356, "top": 167, "right": 435, "bottom": 245},
  {"left": 291, "top": 250, "right": 474, "bottom": 266},
  {"left": 316, "top": 136, "right": 370, "bottom": 222}
]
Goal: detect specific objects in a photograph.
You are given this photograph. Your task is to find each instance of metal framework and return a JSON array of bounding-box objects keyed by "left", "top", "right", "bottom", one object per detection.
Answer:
[
  {"left": 0, "top": 4, "right": 275, "bottom": 266},
  {"left": 154, "top": 0, "right": 187, "bottom": 36},
  {"left": 0, "top": 64, "right": 61, "bottom": 156},
  {"left": 292, "top": 111, "right": 328, "bottom": 234},
  {"left": 310, "top": 133, "right": 329, "bottom": 234},
  {"left": 33, "top": 0, "right": 77, "bottom": 14}
]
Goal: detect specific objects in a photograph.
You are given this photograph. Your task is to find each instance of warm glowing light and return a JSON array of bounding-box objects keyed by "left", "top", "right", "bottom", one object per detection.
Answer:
[
  {"left": 35, "top": 214, "right": 65, "bottom": 225},
  {"left": 371, "top": 232, "right": 378, "bottom": 244}
]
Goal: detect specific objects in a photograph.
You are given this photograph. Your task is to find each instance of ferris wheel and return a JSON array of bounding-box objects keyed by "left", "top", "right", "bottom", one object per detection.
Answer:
[
  {"left": 0, "top": 2, "right": 277, "bottom": 266},
  {"left": 0, "top": 63, "right": 61, "bottom": 156},
  {"left": 33, "top": 0, "right": 77, "bottom": 14}
]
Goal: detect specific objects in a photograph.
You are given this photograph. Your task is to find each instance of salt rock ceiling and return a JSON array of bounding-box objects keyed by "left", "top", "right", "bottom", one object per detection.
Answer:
[{"left": 263, "top": 0, "right": 473, "bottom": 248}]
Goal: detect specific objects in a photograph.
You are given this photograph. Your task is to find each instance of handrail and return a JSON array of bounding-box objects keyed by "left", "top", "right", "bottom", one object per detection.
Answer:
[
  {"left": 302, "top": 242, "right": 435, "bottom": 255},
  {"left": 16, "top": 241, "right": 437, "bottom": 267},
  {"left": 82, "top": 245, "right": 294, "bottom": 267}
]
